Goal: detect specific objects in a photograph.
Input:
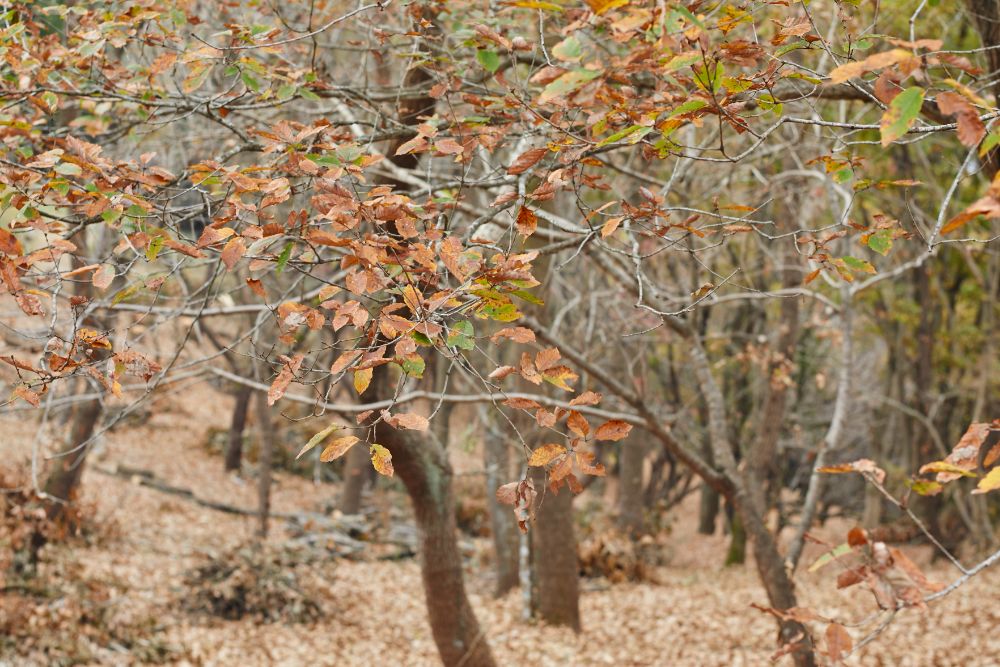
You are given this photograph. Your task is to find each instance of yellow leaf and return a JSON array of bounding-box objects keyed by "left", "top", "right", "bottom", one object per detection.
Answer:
[
  {"left": 354, "top": 367, "right": 373, "bottom": 395},
  {"left": 973, "top": 467, "right": 1000, "bottom": 494},
  {"left": 370, "top": 443, "right": 394, "bottom": 476}
]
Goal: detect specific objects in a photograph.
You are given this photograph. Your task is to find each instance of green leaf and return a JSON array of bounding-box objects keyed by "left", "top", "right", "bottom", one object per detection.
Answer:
[
  {"left": 980, "top": 130, "right": 1000, "bottom": 157},
  {"left": 841, "top": 256, "right": 876, "bottom": 274},
  {"left": 146, "top": 235, "right": 164, "bottom": 262},
  {"left": 597, "top": 124, "right": 652, "bottom": 147},
  {"left": 276, "top": 84, "right": 296, "bottom": 101},
  {"left": 551, "top": 36, "right": 582, "bottom": 62},
  {"left": 400, "top": 354, "right": 425, "bottom": 378},
  {"left": 241, "top": 71, "right": 260, "bottom": 92},
  {"left": 446, "top": 320, "right": 475, "bottom": 350},
  {"left": 476, "top": 49, "right": 500, "bottom": 74},
  {"left": 668, "top": 99, "right": 708, "bottom": 118},
  {"left": 880, "top": 87, "right": 924, "bottom": 147},
  {"left": 866, "top": 229, "right": 893, "bottom": 256},
  {"left": 275, "top": 241, "right": 293, "bottom": 273}
]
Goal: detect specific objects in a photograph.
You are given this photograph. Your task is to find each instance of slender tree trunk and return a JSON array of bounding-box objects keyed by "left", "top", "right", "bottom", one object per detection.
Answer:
[
  {"left": 698, "top": 482, "right": 720, "bottom": 535},
  {"left": 618, "top": 436, "right": 646, "bottom": 536},
  {"left": 724, "top": 504, "right": 746, "bottom": 566},
  {"left": 485, "top": 427, "right": 519, "bottom": 596},
  {"left": 225, "top": 383, "right": 252, "bottom": 472},
  {"left": 529, "top": 466, "right": 581, "bottom": 631},
  {"left": 256, "top": 390, "right": 275, "bottom": 538},
  {"left": 340, "top": 441, "right": 369, "bottom": 514}
]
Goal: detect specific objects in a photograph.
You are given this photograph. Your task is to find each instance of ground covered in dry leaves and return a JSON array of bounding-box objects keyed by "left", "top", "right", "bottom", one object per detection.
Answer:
[{"left": 2, "top": 383, "right": 999, "bottom": 666}]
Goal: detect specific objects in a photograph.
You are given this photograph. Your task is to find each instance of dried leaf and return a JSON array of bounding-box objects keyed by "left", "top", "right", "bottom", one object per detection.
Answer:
[
  {"left": 825, "top": 623, "right": 852, "bottom": 662},
  {"left": 595, "top": 419, "right": 632, "bottom": 441},
  {"left": 507, "top": 147, "right": 548, "bottom": 175},
  {"left": 386, "top": 412, "right": 430, "bottom": 431},
  {"left": 528, "top": 443, "right": 567, "bottom": 466},
  {"left": 320, "top": 435, "right": 361, "bottom": 462}
]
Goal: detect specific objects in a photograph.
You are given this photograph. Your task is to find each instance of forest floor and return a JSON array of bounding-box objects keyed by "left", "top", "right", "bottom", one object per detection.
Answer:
[{"left": 2, "top": 381, "right": 999, "bottom": 667}]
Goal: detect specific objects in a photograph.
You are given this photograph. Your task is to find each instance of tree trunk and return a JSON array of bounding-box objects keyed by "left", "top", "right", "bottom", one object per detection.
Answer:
[
  {"left": 485, "top": 427, "right": 519, "bottom": 596},
  {"left": 225, "top": 383, "right": 252, "bottom": 472},
  {"left": 739, "top": 496, "right": 816, "bottom": 667},
  {"left": 373, "top": 375, "right": 495, "bottom": 667},
  {"left": 698, "top": 482, "right": 720, "bottom": 535},
  {"left": 724, "top": 505, "right": 746, "bottom": 566},
  {"left": 618, "top": 436, "right": 646, "bottom": 536},
  {"left": 340, "top": 440, "right": 369, "bottom": 514},
  {"left": 529, "top": 466, "right": 581, "bottom": 632},
  {"left": 256, "top": 390, "right": 275, "bottom": 538},
  {"left": 43, "top": 396, "right": 102, "bottom": 524}
]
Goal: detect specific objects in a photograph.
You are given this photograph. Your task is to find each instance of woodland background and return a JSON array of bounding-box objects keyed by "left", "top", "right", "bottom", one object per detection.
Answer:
[{"left": 1, "top": 1, "right": 999, "bottom": 665}]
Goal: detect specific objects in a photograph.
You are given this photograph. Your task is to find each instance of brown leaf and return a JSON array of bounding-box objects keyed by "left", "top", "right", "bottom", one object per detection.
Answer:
[
  {"left": 595, "top": 419, "right": 632, "bottom": 441},
  {"left": 936, "top": 91, "right": 986, "bottom": 147},
  {"left": 93, "top": 263, "right": 116, "bottom": 290},
  {"left": 0, "top": 227, "right": 23, "bottom": 256},
  {"left": 268, "top": 353, "right": 304, "bottom": 406},
  {"left": 825, "top": 623, "right": 852, "bottom": 662},
  {"left": 535, "top": 347, "right": 561, "bottom": 371},
  {"left": 567, "top": 410, "right": 590, "bottom": 437},
  {"left": 220, "top": 236, "right": 245, "bottom": 270},
  {"left": 507, "top": 147, "right": 548, "bottom": 175},
  {"left": 817, "top": 458, "right": 886, "bottom": 484},
  {"left": 386, "top": 412, "right": 430, "bottom": 431},
  {"left": 515, "top": 206, "right": 537, "bottom": 237},
  {"left": 503, "top": 397, "right": 543, "bottom": 410},
  {"left": 490, "top": 327, "right": 536, "bottom": 344},
  {"left": 569, "top": 391, "right": 602, "bottom": 407}
]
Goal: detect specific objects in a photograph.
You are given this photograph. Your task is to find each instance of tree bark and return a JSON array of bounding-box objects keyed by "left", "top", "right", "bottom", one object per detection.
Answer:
[
  {"left": 340, "top": 441, "right": 369, "bottom": 514},
  {"left": 529, "top": 466, "right": 581, "bottom": 632},
  {"left": 373, "top": 382, "right": 496, "bottom": 666},
  {"left": 485, "top": 426, "right": 519, "bottom": 596},
  {"left": 256, "top": 390, "right": 275, "bottom": 538},
  {"left": 618, "top": 436, "right": 646, "bottom": 536},
  {"left": 698, "top": 482, "right": 720, "bottom": 535},
  {"left": 225, "top": 383, "right": 252, "bottom": 472},
  {"left": 43, "top": 396, "right": 102, "bottom": 524}
]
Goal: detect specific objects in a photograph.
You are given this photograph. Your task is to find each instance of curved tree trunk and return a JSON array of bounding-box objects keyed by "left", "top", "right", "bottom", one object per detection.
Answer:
[
  {"left": 43, "top": 395, "right": 102, "bottom": 524},
  {"left": 373, "top": 375, "right": 495, "bottom": 667},
  {"left": 529, "top": 466, "right": 581, "bottom": 631}
]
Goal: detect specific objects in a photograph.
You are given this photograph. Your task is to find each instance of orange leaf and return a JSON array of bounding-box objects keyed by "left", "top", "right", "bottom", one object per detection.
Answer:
[
  {"left": 320, "top": 435, "right": 361, "bottom": 462},
  {"left": 528, "top": 443, "right": 567, "bottom": 466},
  {"left": 595, "top": 419, "right": 632, "bottom": 441}
]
